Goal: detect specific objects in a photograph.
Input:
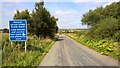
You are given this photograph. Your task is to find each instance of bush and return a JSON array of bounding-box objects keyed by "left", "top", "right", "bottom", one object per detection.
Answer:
[{"left": 113, "top": 31, "right": 120, "bottom": 42}]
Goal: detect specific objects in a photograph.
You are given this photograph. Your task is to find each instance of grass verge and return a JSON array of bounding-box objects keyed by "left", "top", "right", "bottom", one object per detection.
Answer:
[
  {"left": 1, "top": 33, "right": 56, "bottom": 67},
  {"left": 66, "top": 33, "right": 120, "bottom": 61}
]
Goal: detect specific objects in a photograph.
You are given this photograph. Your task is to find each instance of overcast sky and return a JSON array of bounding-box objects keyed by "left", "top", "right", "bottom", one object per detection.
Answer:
[{"left": 1, "top": 0, "right": 119, "bottom": 29}]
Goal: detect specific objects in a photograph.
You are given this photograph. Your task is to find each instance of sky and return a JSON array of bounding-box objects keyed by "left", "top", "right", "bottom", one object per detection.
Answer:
[{"left": 1, "top": 0, "right": 120, "bottom": 29}]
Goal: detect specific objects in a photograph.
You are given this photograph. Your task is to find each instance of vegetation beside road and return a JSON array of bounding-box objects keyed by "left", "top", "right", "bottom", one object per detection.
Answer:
[
  {"left": 66, "top": 2, "right": 120, "bottom": 61},
  {"left": 66, "top": 31, "right": 120, "bottom": 61},
  {"left": 65, "top": 2, "right": 120, "bottom": 61},
  {"left": 81, "top": 2, "right": 120, "bottom": 42},
  {"left": 2, "top": 1, "right": 59, "bottom": 67},
  {"left": 2, "top": 33, "right": 58, "bottom": 66}
]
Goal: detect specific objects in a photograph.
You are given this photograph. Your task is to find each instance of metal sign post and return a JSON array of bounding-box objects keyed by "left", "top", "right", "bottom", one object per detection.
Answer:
[
  {"left": 25, "top": 41, "right": 26, "bottom": 53},
  {"left": 9, "top": 20, "right": 27, "bottom": 53},
  {"left": 11, "top": 41, "right": 12, "bottom": 46}
]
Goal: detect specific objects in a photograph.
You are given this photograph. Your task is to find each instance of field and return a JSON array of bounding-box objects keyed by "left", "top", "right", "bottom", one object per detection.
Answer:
[
  {"left": 1, "top": 33, "right": 56, "bottom": 66},
  {"left": 66, "top": 31, "right": 120, "bottom": 61}
]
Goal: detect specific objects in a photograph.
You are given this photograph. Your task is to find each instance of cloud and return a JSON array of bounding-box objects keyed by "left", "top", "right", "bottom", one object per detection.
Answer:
[
  {"left": 2, "top": 8, "right": 30, "bottom": 20},
  {"left": 1, "top": 0, "right": 36, "bottom": 2},
  {"left": 55, "top": 10, "right": 78, "bottom": 15},
  {"left": 55, "top": 10, "right": 80, "bottom": 21},
  {"left": 54, "top": 10, "right": 82, "bottom": 29},
  {"left": 1, "top": 0, "right": 120, "bottom": 2},
  {"left": 72, "top": 0, "right": 120, "bottom": 2},
  {"left": 2, "top": 9, "right": 15, "bottom": 17},
  {"left": 2, "top": 2, "right": 32, "bottom": 17},
  {"left": 103, "top": 0, "right": 119, "bottom": 7},
  {"left": 1, "top": 0, "right": 22, "bottom": 2},
  {"left": 45, "top": 0, "right": 71, "bottom": 2},
  {"left": 3, "top": 9, "right": 31, "bottom": 18},
  {"left": 46, "top": 0, "right": 120, "bottom": 2},
  {"left": 44, "top": 0, "right": 120, "bottom": 2}
]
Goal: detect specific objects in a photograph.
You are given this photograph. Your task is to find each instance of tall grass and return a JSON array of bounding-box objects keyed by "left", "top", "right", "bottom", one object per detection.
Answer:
[{"left": 2, "top": 33, "right": 55, "bottom": 66}]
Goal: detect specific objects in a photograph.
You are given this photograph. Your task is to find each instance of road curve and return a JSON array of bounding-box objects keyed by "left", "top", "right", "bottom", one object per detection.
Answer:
[{"left": 39, "top": 34, "right": 118, "bottom": 66}]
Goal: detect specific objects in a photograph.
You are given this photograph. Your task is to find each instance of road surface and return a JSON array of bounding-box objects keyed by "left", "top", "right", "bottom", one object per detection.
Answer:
[{"left": 39, "top": 34, "right": 118, "bottom": 66}]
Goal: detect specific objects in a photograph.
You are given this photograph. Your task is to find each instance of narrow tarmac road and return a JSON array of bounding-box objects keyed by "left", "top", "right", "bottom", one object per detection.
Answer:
[{"left": 39, "top": 34, "right": 118, "bottom": 66}]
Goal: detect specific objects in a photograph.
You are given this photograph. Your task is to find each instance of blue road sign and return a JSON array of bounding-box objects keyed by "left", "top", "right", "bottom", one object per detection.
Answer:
[{"left": 9, "top": 20, "right": 27, "bottom": 41}]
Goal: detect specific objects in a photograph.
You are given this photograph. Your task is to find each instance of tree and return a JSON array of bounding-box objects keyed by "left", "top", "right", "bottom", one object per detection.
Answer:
[
  {"left": 13, "top": 1, "right": 58, "bottom": 38},
  {"left": 81, "top": 2, "right": 120, "bottom": 41},
  {"left": 13, "top": 9, "right": 32, "bottom": 33},
  {"left": 89, "top": 17, "right": 119, "bottom": 39},
  {"left": 50, "top": 16, "right": 58, "bottom": 37},
  {"left": 14, "top": 9, "right": 30, "bottom": 20},
  {"left": 13, "top": 10, "right": 20, "bottom": 19},
  {"left": 81, "top": 10, "right": 103, "bottom": 26},
  {"left": 31, "top": 1, "right": 58, "bottom": 38},
  {"left": 103, "top": 2, "right": 120, "bottom": 19}
]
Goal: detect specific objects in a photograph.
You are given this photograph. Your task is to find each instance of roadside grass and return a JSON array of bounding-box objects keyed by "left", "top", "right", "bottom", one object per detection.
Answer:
[
  {"left": 0, "top": 33, "right": 2, "bottom": 67},
  {"left": 66, "top": 33, "right": 120, "bottom": 61},
  {"left": 1, "top": 33, "right": 56, "bottom": 66}
]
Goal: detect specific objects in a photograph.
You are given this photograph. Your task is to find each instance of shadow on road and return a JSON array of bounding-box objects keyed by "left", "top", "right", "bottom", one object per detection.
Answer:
[{"left": 56, "top": 38, "right": 64, "bottom": 41}]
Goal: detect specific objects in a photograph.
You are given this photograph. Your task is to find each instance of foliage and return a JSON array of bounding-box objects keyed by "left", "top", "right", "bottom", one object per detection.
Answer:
[
  {"left": 13, "top": 1, "right": 58, "bottom": 38},
  {"left": 13, "top": 9, "right": 31, "bottom": 33},
  {"left": 81, "top": 2, "right": 120, "bottom": 42},
  {"left": 14, "top": 10, "right": 30, "bottom": 21},
  {"left": 81, "top": 10, "right": 103, "bottom": 26},
  {"left": 2, "top": 28, "right": 9, "bottom": 33},
  {"left": 88, "top": 17, "right": 119, "bottom": 40}
]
